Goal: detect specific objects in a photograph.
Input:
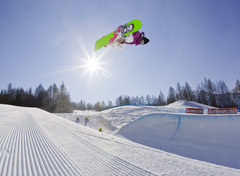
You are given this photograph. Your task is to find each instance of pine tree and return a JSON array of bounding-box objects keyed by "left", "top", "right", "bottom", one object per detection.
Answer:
[
  {"left": 145, "top": 95, "right": 152, "bottom": 105},
  {"left": 158, "top": 91, "right": 166, "bottom": 106},
  {"left": 140, "top": 96, "right": 145, "bottom": 105},
  {"left": 115, "top": 95, "right": 123, "bottom": 106},
  {"left": 184, "top": 82, "right": 195, "bottom": 101},
  {"left": 107, "top": 100, "right": 113, "bottom": 109},
  {"left": 52, "top": 83, "right": 59, "bottom": 105},
  {"left": 42, "top": 85, "right": 56, "bottom": 112},
  {"left": 55, "top": 82, "right": 71, "bottom": 113},
  {"left": 167, "top": 87, "right": 176, "bottom": 104},
  {"left": 206, "top": 79, "right": 217, "bottom": 107},
  {"left": 216, "top": 80, "right": 231, "bottom": 107},
  {"left": 7, "top": 83, "right": 14, "bottom": 104},
  {"left": 235, "top": 79, "right": 240, "bottom": 92},
  {"left": 123, "top": 95, "right": 130, "bottom": 105},
  {"left": 94, "top": 102, "right": 102, "bottom": 111},
  {"left": 176, "top": 82, "right": 183, "bottom": 100},
  {"left": 34, "top": 84, "right": 47, "bottom": 108},
  {"left": 86, "top": 103, "right": 94, "bottom": 110},
  {"left": 101, "top": 101, "right": 106, "bottom": 109},
  {"left": 152, "top": 95, "right": 158, "bottom": 105}
]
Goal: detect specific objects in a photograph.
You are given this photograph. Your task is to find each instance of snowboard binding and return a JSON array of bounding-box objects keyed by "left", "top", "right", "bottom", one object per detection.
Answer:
[{"left": 120, "top": 24, "right": 134, "bottom": 36}]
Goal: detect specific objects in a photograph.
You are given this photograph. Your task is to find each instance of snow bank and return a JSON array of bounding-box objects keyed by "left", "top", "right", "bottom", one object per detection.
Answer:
[
  {"left": 165, "top": 100, "right": 216, "bottom": 109},
  {"left": 56, "top": 106, "right": 180, "bottom": 132},
  {"left": 118, "top": 112, "right": 240, "bottom": 169},
  {"left": 55, "top": 112, "right": 111, "bottom": 132}
]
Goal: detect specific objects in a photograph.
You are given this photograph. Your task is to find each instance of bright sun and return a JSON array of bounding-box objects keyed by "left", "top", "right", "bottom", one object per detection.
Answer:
[{"left": 86, "top": 59, "right": 99, "bottom": 72}]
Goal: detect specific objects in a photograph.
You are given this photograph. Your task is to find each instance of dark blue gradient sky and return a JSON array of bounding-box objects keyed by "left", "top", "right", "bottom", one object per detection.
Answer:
[{"left": 1, "top": 0, "right": 240, "bottom": 104}]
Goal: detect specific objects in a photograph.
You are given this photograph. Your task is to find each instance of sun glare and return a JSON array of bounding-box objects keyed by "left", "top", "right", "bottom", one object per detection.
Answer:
[
  {"left": 86, "top": 59, "right": 99, "bottom": 72},
  {"left": 79, "top": 56, "right": 107, "bottom": 79},
  {"left": 49, "top": 3, "right": 124, "bottom": 83}
]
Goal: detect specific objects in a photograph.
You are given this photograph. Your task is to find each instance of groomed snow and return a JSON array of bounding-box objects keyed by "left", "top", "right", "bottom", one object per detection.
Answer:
[{"left": 1, "top": 102, "right": 240, "bottom": 175}]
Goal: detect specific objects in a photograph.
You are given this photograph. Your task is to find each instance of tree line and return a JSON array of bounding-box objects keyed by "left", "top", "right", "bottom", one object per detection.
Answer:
[
  {"left": 0, "top": 82, "right": 115, "bottom": 112},
  {"left": 0, "top": 78, "right": 239, "bottom": 113},
  {"left": 114, "top": 78, "right": 240, "bottom": 108},
  {"left": 0, "top": 82, "right": 72, "bottom": 113}
]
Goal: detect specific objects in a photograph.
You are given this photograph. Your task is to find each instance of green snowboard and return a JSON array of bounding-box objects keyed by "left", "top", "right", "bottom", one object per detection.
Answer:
[{"left": 94, "top": 19, "right": 142, "bottom": 51}]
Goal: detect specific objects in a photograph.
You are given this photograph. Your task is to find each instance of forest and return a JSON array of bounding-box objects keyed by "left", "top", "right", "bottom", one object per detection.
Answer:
[{"left": 0, "top": 78, "right": 240, "bottom": 113}]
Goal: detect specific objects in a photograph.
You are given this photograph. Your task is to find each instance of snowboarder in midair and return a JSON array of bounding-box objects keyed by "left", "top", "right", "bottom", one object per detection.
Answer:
[{"left": 95, "top": 19, "right": 145, "bottom": 51}]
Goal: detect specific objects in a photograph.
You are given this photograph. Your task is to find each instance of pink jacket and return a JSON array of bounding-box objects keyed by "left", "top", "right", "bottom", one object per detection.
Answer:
[{"left": 125, "top": 31, "right": 144, "bottom": 45}]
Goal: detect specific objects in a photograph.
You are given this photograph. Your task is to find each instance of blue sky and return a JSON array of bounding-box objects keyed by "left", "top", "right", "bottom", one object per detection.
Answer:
[{"left": 0, "top": 0, "right": 240, "bottom": 104}]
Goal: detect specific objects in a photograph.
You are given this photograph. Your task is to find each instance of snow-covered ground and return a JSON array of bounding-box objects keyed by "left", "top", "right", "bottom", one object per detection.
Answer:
[
  {"left": 1, "top": 102, "right": 240, "bottom": 175},
  {"left": 118, "top": 112, "right": 240, "bottom": 169},
  {"left": 165, "top": 100, "right": 216, "bottom": 109}
]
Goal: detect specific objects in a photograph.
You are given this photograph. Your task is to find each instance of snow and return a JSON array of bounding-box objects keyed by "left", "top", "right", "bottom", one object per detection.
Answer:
[
  {"left": 1, "top": 101, "right": 240, "bottom": 175},
  {"left": 165, "top": 100, "right": 216, "bottom": 109},
  {"left": 118, "top": 113, "right": 240, "bottom": 169}
]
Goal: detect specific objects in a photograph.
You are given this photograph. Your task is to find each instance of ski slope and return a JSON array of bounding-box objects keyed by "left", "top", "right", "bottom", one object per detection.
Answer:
[{"left": 1, "top": 103, "right": 240, "bottom": 175}]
